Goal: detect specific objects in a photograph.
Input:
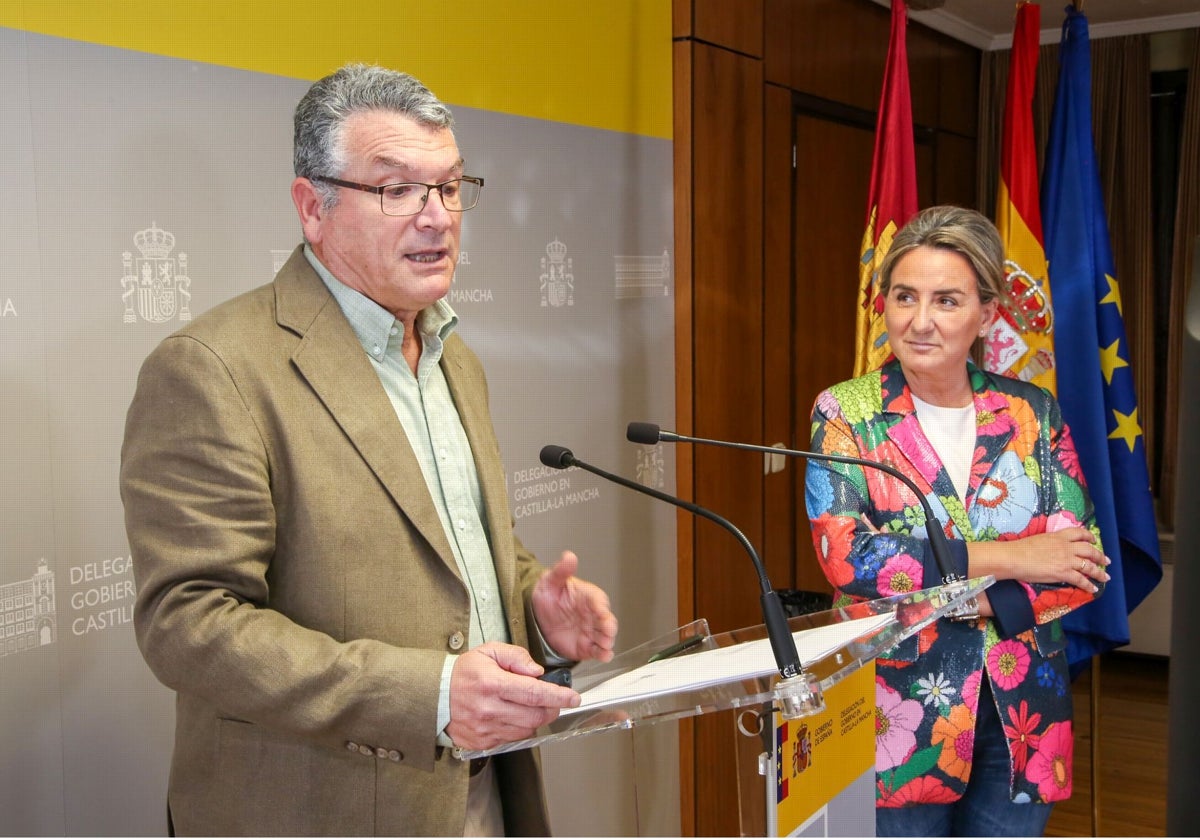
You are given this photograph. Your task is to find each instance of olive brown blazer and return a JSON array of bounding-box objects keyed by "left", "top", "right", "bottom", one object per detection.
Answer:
[{"left": 120, "top": 247, "right": 550, "bottom": 836}]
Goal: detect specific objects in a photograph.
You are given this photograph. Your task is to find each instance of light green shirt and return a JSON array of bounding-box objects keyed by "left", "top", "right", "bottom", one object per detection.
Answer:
[{"left": 305, "top": 247, "right": 508, "bottom": 742}]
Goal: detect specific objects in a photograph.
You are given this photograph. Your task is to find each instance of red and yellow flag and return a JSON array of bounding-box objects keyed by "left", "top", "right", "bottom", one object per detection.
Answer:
[
  {"left": 984, "top": 1, "right": 1057, "bottom": 392},
  {"left": 855, "top": 0, "right": 919, "bottom": 376}
]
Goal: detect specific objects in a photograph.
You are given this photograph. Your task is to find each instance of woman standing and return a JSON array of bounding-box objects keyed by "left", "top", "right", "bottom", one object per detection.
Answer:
[{"left": 806, "top": 205, "right": 1110, "bottom": 836}]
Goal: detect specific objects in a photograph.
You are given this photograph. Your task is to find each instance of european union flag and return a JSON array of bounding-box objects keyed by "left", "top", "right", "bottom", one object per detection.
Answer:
[{"left": 1041, "top": 5, "right": 1163, "bottom": 666}]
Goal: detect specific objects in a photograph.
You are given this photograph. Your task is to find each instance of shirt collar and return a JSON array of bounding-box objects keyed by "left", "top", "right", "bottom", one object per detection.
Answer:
[{"left": 303, "top": 245, "right": 459, "bottom": 361}]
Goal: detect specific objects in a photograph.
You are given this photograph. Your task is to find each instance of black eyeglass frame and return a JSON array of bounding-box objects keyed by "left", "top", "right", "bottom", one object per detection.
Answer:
[{"left": 309, "top": 175, "right": 485, "bottom": 216}]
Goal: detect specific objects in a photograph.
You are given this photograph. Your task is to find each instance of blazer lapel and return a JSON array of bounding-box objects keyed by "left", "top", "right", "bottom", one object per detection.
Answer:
[
  {"left": 964, "top": 376, "right": 1017, "bottom": 509},
  {"left": 879, "top": 361, "right": 948, "bottom": 496},
  {"left": 273, "top": 249, "right": 460, "bottom": 576}
]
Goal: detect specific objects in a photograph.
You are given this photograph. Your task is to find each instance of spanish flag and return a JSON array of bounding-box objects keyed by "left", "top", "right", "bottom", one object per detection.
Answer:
[
  {"left": 985, "top": 1, "right": 1057, "bottom": 392},
  {"left": 854, "top": 0, "right": 918, "bottom": 376}
]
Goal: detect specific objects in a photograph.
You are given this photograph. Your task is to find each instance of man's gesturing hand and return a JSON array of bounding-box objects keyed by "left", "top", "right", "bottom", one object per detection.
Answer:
[{"left": 531, "top": 551, "right": 618, "bottom": 663}]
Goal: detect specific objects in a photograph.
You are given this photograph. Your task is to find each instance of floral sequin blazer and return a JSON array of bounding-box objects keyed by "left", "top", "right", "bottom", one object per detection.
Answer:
[{"left": 805, "top": 358, "right": 1104, "bottom": 807}]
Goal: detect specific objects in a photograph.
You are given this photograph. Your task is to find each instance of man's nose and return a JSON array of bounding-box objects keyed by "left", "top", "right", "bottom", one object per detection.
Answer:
[{"left": 415, "top": 188, "right": 453, "bottom": 226}]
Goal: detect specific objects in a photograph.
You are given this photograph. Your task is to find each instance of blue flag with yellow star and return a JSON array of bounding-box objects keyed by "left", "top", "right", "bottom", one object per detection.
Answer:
[{"left": 1042, "top": 5, "right": 1162, "bottom": 666}]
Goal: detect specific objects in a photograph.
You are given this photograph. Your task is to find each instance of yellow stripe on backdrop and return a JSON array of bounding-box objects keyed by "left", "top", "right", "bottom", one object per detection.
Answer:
[{"left": 1, "top": 1, "right": 672, "bottom": 139}]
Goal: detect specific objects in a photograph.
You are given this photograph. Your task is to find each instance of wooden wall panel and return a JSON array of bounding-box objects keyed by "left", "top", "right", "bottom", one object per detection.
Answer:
[
  {"left": 688, "top": 40, "right": 764, "bottom": 838},
  {"left": 671, "top": 39, "right": 697, "bottom": 837},
  {"left": 791, "top": 114, "right": 875, "bottom": 591},
  {"left": 763, "top": 0, "right": 798, "bottom": 87},
  {"left": 673, "top": 42, "right": 696, "bottom": 620},
  {"left": 908, "top": 22, "right": 942, "bottom": 129},
  {"left": 764, "top": 82, "right": 796, "bottom": 588},
  {"left": 786, "top": 0, "right": 891, "bottom": 111},
  {"left": 935, "top": 130, "right": 979, "bottom": 209},
  {"left": 674, "top": 0, "right": 692, "bottom": 39},
  {"left": 691, "top": 43, "right": 765, "bottom": 638},
  {"left": 917, "top": 141, "right": 936, "bottom": 208},
  {"left": 694, "top": 0, "right": 763, "bottom": 57},
  {"left": 938, "top": 36, "right": 981, "bottom": 137}
]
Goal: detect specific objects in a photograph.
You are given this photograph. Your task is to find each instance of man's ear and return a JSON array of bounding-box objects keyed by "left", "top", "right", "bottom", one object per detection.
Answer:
[{"left": 292, "top": 177, "right": 327, "bottom": 244}]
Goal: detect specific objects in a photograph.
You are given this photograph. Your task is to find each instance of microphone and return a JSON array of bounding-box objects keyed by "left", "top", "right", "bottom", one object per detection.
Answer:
[
  {"left": 538, "top": 444, "right": 821, "bottom": 716},
  {"left": 626, "top": 422, "right": 963, "bottom": 590}
]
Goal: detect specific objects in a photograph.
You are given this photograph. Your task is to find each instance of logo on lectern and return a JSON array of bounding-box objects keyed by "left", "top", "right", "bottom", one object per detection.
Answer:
[{"left": 792, "top": 723, "right": 813, "bottom": 776}]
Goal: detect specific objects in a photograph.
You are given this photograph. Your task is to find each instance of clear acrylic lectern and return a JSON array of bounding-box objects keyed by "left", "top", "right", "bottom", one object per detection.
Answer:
[{"left": 454, "top": 578, "right": 991, "bottom": 765}]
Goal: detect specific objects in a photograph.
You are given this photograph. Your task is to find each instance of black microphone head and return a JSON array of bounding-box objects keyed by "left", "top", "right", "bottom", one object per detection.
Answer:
[
  {"left": 626, "top": 422, "right": 662, "bottom": 445},
  {"left": 539, "top": 445, "right": 576, "bottom": 469}
]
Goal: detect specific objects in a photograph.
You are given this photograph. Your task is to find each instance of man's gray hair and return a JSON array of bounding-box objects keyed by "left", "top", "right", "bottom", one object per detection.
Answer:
[{"left": 294, "top": 63, "right": 455, "bottom": 208}]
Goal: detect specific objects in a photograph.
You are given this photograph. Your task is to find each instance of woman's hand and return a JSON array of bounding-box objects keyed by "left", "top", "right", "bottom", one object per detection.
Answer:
[{"left": 969, "top": 527, "right": 1110, "bottom": 592}]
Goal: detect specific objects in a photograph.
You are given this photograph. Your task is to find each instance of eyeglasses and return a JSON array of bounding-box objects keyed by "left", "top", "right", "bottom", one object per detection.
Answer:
[{"left": 310, "top": 175, "right": 484, "bottom": 216}]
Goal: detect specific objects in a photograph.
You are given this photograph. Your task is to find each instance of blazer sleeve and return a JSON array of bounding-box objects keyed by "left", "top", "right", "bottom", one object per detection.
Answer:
[
  {"left": 1006, "top": 391, "right": 1106, "bottom": 629},
  {"left": 805, "top": 391, "right": 963, "bottom": 601}
]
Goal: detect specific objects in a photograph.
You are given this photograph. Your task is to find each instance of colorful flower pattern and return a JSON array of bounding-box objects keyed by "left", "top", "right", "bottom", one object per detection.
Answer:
[
  {"left": 876, "top": 676, "right": 924, "bottom": 771},
  {"left": 1026, "top": 721, "right": 1074, "bottom": 801},
  {"left": 806, "top": 359, "right": 1102, "bottom": 806}
]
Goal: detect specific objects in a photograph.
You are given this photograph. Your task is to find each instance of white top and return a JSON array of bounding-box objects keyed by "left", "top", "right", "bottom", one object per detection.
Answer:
[{"left": 911, "top": 395, "right": 977, "bottom": 500}]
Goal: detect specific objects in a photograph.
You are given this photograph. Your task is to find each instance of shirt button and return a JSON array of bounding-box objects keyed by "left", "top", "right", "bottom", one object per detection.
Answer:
[
  {"left": 390, "top": 326, "right": 398, "bottom": 335},
  {"left": 448, "top": 631, "right": 465, "bottom": 651},
  {"left": 456, "top": 519, "right": 466, "bottom": 530}
]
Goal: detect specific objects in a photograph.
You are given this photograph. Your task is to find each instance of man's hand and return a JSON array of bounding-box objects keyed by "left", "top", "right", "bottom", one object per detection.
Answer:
[
  {"left": 531, "top": 551, "right": 618, "bottom": 663},
  {"left": 447, "top": 642, "right": 580, "bottom": 751}
]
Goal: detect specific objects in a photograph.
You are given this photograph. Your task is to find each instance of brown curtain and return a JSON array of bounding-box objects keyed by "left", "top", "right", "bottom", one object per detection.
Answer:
[
  {"left": 1161, "top": 30, "right": 1200, "bottom": 527},
  {"left": 977, "top": 32, "right": 1161, "bottom": 516}
]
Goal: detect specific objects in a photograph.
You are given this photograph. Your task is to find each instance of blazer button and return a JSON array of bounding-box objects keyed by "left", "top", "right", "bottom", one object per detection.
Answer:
[
  {"left": 375, "top": 746, "right": 389, "bottom": 759},
  {"left": 346, "top": 741, "right": 359, "bottom": 753},
  {"left": 448, "top": 631, "right": 466, "bottom": 651},
  {"left": 358, "top": 744, "right": 373, "bottom": 757},
  {"left": 388, "top": 750, "right": 402, "bottom": 762}
]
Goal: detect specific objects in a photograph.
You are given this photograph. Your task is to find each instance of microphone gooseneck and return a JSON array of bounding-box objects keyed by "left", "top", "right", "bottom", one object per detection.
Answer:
[
  {"left": 537, "top": 444, "right": 804, "bottom": 680},
  {"left": 626, "top": 423, "right": 961, "bottom": 586}
]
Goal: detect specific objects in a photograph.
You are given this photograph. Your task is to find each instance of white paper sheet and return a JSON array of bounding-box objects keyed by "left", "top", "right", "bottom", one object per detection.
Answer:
[{"left": 563, "top": 612, "right": 892, "bottom": 715}]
